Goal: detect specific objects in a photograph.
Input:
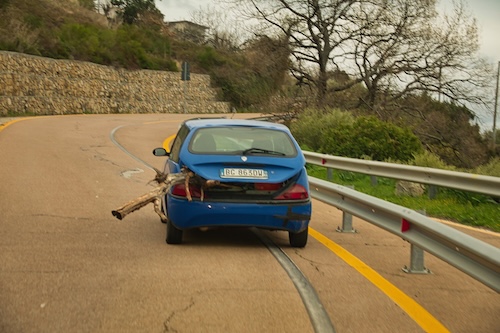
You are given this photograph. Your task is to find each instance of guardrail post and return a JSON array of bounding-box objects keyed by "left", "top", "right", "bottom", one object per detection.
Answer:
[
  {"left": 336, "top": 210, "right": 357, "bottom": 233},
  {"left": 402, "top": 244, "right": 431, "bottom": 274},
  {"left": 428, "top": 185, "right": 437, "bottom": 199},
  {"left": 370, "top": 175, "right": 378, "bottom": 186},
  {"left": 326, "top": 168, "right": 333, "bottom": 181},
  {"left": 402, "top": 210, "right": 430, "bottom": 274},
  {"left": 336, "top": 185, "right": 357, "bottom": 233}
]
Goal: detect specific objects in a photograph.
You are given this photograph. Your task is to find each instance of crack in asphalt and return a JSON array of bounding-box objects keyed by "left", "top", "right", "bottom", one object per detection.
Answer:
[
  {"left": 31, "top": 213, "right": 91, "bottom": 221},
  {"left": 92, "top": 152, "right": 122, "bottom": 168},
  {"left": 293, "top": 250, "right": 328, "bottom": 275},
  {"left": 163, "top": 298, "right": 196, "bottom": 333}
]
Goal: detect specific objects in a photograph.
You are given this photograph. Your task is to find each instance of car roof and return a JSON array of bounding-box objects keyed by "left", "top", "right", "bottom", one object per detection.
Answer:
[{"left": 183, "top": 118, "right": 290, "bottom": 132}]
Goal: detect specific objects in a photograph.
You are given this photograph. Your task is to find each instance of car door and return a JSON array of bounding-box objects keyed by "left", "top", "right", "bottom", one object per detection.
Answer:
[{"left": 166, "top": 124, "right": 189, "bottom": 174}]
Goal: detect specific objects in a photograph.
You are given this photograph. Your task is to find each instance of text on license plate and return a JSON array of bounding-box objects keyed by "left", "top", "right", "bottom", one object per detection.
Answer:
[{"left": 220, "top": 168, "right": 268, "bottom": 179}]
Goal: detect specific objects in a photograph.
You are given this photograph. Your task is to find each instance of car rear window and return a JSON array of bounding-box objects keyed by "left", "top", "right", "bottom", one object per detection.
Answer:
[{"left": 189, "top": 126, "right": 298, "bottom": 156}]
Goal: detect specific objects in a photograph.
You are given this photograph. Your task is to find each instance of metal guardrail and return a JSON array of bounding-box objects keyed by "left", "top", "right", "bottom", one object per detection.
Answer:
[
  {"left": 303, "top": 151, "right": 500, "bottom": 198},
  {"left": 308, "top": 176, "right": 500, "bottom": 292}
]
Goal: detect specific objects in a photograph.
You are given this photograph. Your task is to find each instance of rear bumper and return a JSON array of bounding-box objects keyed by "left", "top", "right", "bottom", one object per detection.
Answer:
[{"left": 166, "top": 196, "right": 311, "bottom": 232}]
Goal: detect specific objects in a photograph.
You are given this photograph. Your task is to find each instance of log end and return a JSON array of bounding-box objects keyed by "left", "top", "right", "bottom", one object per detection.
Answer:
[{"left": 111, "top": 210, "right": 124, "bottom": 220}]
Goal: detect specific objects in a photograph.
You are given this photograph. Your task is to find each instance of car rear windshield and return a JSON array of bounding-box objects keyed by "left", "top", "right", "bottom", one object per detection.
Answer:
[{"left": 189, "top": 126, "right": 298, "bottom": 157}]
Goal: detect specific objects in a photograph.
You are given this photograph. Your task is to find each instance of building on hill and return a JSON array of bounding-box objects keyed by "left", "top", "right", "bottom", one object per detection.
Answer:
[{"left": 166, "top": 21, "right": 208, "bottom": 44}]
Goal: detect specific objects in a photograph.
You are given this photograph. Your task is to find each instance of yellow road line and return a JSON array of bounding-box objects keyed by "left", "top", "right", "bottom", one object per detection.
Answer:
[
  {"left": 309, "top": 227, "right": 450, "bottom": 333},
  {"left": 162, "top": 134, "right": 176, "bottom": 151},
  {"left": 0, "top": 118, "right": 28, "bottom": 133}
]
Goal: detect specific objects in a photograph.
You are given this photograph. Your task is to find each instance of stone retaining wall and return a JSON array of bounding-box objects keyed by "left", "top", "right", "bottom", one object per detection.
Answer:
[{"left": 0, "top": 51, "right": 230, "bottom": 115}]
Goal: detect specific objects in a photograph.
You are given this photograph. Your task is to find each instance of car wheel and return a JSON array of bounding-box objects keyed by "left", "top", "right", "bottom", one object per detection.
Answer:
[
  {"left": 166, "top": 219, "right": 183, "bottom": 244},
  {"left": 289, "top": 227, "right": 308, "bottom": 248}
]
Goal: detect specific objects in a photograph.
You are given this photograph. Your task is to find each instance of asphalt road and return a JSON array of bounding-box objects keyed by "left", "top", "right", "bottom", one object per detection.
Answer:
[{"left": 0, "top": 114, "right": 498, "bottom": 333}]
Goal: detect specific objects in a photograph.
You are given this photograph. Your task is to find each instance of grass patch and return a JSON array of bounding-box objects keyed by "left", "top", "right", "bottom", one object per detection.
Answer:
[{"left": 307, "top": 165, "right": 500, "bottom": 232}]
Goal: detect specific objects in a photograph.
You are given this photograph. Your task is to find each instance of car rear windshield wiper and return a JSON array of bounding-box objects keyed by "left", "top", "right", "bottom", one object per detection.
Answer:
[{"left": 242, "top": 148, "right": 286, "bottom": 156}]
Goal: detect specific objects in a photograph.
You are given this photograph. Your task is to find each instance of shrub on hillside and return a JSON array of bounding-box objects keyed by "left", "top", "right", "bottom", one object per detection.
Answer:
[
  {"left": 474, "top": 157, "right": 500, "bottom": 177},
  {"left": 291, "top": 109, "right": 422, "bottom": 162},
  {"left": 290, "top": 108, "right": 355, "bottom": 152},
  {"left": 410, "top": 150, "right": 455, "bottom": 170},
  {"left": 321, "top": 117, "right": 422, "bottom": 162},
  {"left": 209, "top": 58, "right": 280, "bottom": 107},
  {"left": 197, "top": 40, "right": 289, "bottom": 107},
  {"left": 197, "top": 46, "right": 226, "bottom": 69},
  {"left": 78, "top": 0, "right": 94, "bottom": 10},
  {"left": 55, "top": 22, "right": 176, "bottom": 70}
]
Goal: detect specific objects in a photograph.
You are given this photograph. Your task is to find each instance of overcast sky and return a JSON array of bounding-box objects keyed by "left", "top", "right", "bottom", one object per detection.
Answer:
[{"left": 439, "top": 0, "right": 499, "bottom": 63}]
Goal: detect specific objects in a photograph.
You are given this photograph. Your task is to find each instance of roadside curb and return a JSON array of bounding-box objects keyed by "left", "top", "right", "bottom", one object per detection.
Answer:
[{"left": 0, "top": 117, "right": 18, "bottom": 125}]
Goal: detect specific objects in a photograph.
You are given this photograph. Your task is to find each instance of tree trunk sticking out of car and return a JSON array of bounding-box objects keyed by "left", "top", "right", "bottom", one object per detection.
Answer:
[
  {"left": 289, "top": 227, "right": 308, "bottom": 247},
  {"left": 112, "top": 168, "right": 193, "bottom": 220},
  {"left": 112, "top": 168, "right": 220, "bottom": 245}
]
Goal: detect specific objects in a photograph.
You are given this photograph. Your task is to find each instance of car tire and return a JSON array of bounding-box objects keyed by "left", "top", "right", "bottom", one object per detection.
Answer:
[
  {"left": 166, "top": 219, "right": 183, "bottom": 244},
  {"left": 289, "top": 227, "right": 308, "bottom": 248}
]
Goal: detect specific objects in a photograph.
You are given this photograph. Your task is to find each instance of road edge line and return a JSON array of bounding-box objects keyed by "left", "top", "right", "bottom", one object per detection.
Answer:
[
  {"left": 310, "top": 227, "right": 450, "bottom": 333},
  {"left": 0, "top": 118, "right": 28, "bottom": 133}
]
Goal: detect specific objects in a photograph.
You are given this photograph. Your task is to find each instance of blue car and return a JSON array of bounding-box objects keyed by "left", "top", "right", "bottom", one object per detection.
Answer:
[{"left": 153, "top": 118, "right": 312, "bottom": 247}]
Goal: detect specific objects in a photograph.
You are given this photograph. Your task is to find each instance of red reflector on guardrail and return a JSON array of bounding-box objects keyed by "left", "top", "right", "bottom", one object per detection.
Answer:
[{"left": 401, "top": 219, "right": 410, "bottom": 232}]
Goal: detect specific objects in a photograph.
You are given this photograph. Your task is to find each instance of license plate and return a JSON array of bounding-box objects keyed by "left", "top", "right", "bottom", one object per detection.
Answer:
[{"left": 220, "top": 168, "right": 268, "bottom": 179}]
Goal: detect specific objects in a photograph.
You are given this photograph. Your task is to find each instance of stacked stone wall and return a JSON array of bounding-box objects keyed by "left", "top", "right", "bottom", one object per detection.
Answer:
[{"left": 0, "top": 51, "right": 230, "bottom": 116}]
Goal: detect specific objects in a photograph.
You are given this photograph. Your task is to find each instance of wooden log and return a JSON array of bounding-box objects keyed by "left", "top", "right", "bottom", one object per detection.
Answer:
[
  {"left": 112, "top": 188, "right": 162, "bottom": 220},
  {"left": 112, "top": 170, "right": 190, "bottom": 220}
]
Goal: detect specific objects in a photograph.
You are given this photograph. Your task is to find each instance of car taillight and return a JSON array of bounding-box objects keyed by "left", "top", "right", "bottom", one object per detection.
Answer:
[
  {"left": 171, "top": 184, "right": 202, "bottom": 198},
  {"left": 274, "top": 184, "right": 309, "bottom": 200},
  {"left": 255, "top": 183, "right": 282, "bottom": 191}
]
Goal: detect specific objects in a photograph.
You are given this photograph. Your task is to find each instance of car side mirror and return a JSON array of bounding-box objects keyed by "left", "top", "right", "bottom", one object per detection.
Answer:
[{"left": 152, "top": 147, "right": 169, "bottom": 156}]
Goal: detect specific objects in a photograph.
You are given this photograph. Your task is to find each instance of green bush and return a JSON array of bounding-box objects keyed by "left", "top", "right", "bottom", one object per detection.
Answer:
[
  {"left": 0, "top": 0, "right": 9, "bottom": 9},
  {"left": 409, "top": 151, "right": 498, "bottom": 208},
  {"left": 211, "top": 60, "right": 278, "bottom": 107},
  {"left": 58, "top": 23, "right": 101, "bottom": 59},
  {"left": 291, "top": 108, "right": 355, "bottom": 152},
  {"left": 292, "top": 109, "right": 422, "bottom": 161},
  {"left": 474, "top": 157, "right": 500, "bottom": 177},
  {"left": 410, "top": 150, "right": 455, "bottom": 170},
  {"left": 197, "top": 46, "right": 226, "bottom": 69},
  {"left": 53, "top": 22, "right": 176, "bottom": 70},
  {"left": 78, "top": 0, "right": 95, "bottom": 10}
]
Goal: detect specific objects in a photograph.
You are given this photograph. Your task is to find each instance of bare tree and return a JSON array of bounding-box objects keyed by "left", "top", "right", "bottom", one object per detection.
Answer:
[
  {"left": 191, "top": 4, "right": 246, "bottom": 50},
  {"left": 229, "top": 0, "right": 366, "bottom": 104},
  {"left": 228, "top": 0, "right": 492, "bottom": 116},
  {"left": 347, "top": 0, "right": 437, "bottom": 112},
  {"left": 350, "top": 0, "right": 492, "bottom": 116}
]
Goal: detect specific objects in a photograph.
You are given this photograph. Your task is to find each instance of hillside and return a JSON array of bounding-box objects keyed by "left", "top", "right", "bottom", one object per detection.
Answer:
[
  {"left": 0, "top": 0, "right": 497, "bottom": 169},
  {"left": 0, "top": 0, "right": 178, "bottom": 68},
  {"left": 0, "top": 0, "right": 108, "bottom": 42}
]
